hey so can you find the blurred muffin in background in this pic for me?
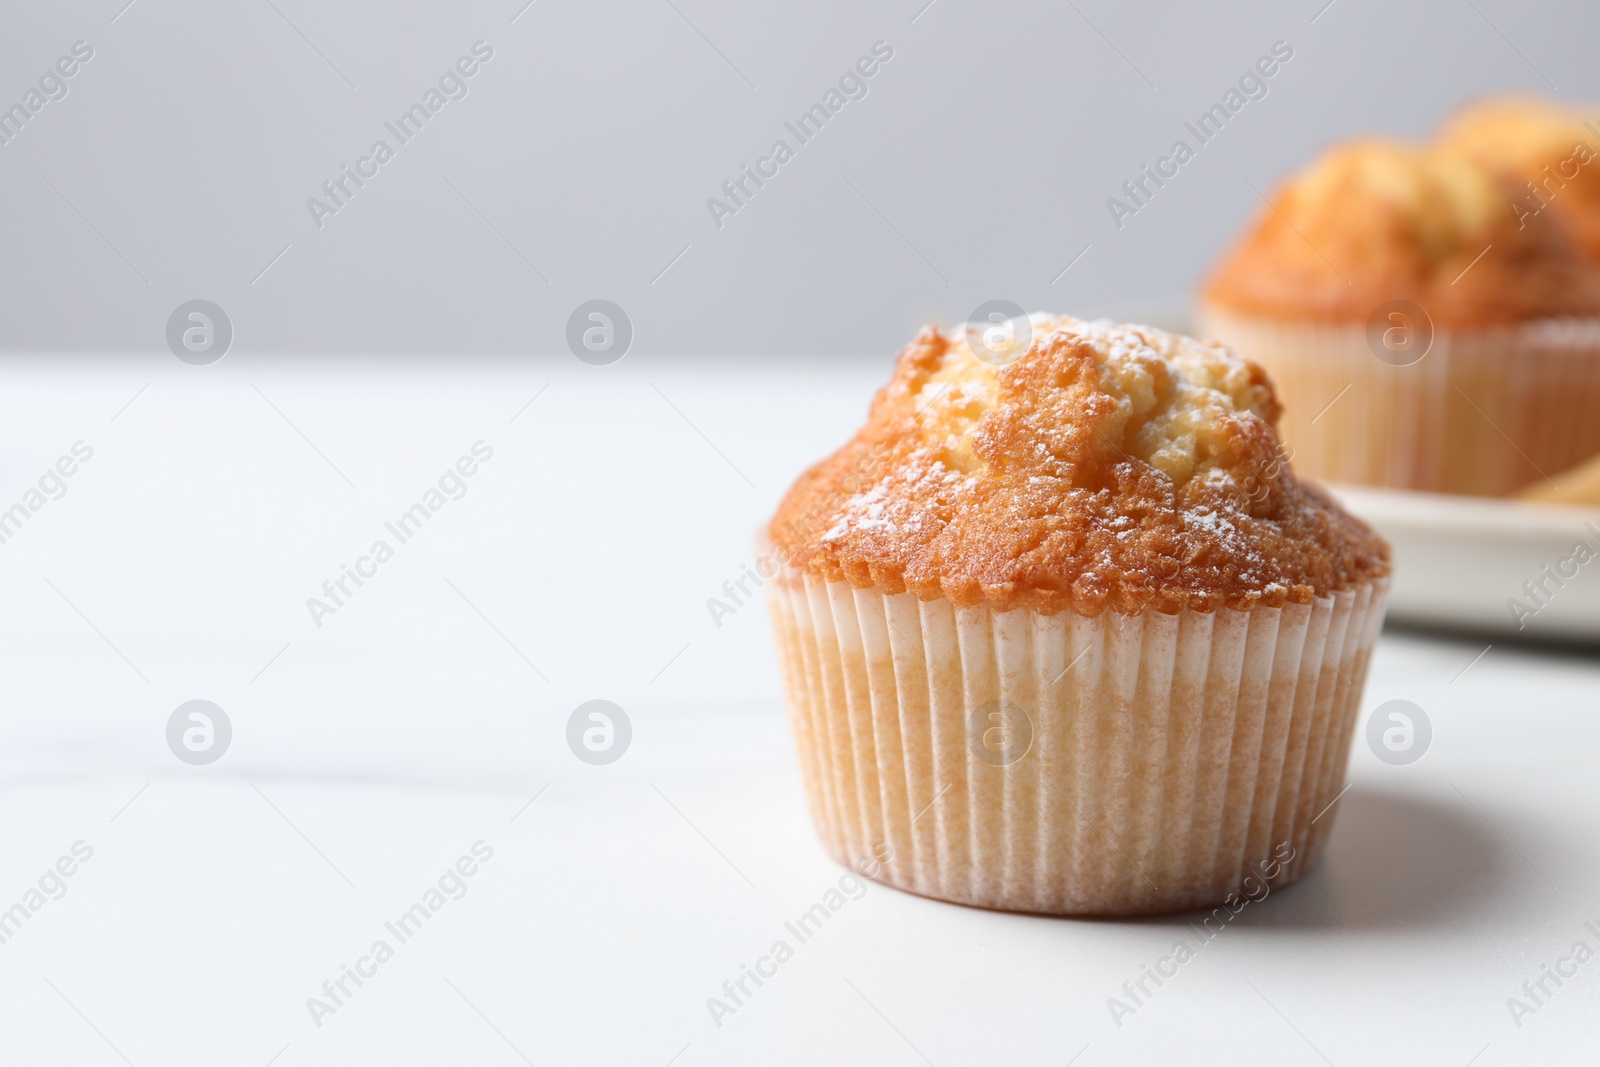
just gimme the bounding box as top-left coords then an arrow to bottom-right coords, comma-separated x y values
1198,138 -> 1600,497
1436,95 -> 1600,264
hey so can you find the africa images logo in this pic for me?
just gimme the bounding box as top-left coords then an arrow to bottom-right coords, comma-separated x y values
705,41 -> 894,230
1105,40 -> 1294,229
0,40 -> 94,149
305,41 -> 495,230
305,442 -> 494,628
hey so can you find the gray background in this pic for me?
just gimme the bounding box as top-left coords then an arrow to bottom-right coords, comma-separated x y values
2,0 -> 1597,356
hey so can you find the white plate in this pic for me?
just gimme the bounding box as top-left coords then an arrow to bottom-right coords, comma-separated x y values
1327,485 -> 1600,643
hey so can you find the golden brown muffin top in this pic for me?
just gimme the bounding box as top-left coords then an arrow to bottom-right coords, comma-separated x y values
770,317 -> 1390,616
1436,96 -> 1597,170
1201,139 -> 1600,325
1435,95 -> 1600,263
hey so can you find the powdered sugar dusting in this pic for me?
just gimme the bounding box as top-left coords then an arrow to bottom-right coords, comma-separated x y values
773,314 -> 1390,614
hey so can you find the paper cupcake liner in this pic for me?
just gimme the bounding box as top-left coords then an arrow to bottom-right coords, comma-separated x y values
767,567 -> 1388,916
1197,306 -> 1600,497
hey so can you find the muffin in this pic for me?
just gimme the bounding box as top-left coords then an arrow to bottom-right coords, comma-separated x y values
1436,95 -> 1600,264
1198,139 -> 1600,497
765,316 -> 1390,916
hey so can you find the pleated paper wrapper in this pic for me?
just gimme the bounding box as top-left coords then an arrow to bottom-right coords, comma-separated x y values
1198,305 -> 1600,496
767,566 -> 1388,916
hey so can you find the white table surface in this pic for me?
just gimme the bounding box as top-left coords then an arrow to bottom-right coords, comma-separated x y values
1,353 -> 1597,1066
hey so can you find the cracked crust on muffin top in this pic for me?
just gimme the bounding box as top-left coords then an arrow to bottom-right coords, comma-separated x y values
769,317 -> 1390,616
